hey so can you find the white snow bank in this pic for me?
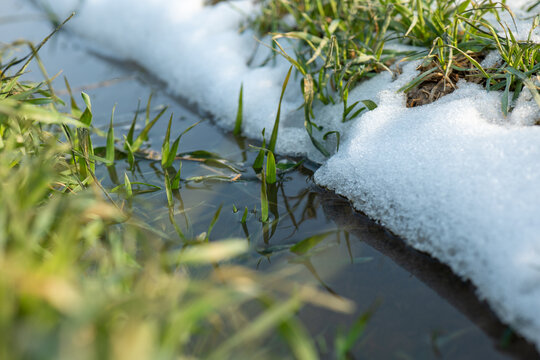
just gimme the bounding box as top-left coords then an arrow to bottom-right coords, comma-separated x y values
316,73 -> 540,344
40,0 -> 540,350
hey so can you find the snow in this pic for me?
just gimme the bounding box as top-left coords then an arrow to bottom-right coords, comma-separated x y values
316,77 -> 540,344
39,0 -> 540,351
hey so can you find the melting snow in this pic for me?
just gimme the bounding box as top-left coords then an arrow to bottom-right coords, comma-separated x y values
41,0 -> 540,350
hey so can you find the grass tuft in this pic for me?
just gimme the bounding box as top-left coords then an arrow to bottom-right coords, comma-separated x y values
253,0 -> 539,119
0,21 -> 358,359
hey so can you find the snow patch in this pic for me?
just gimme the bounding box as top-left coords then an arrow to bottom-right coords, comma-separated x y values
40,0 -> 540,351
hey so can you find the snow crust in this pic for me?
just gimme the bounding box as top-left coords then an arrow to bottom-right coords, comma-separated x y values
41,0 -> 540,350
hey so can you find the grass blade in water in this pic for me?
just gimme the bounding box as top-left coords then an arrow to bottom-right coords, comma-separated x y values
132,106 -> 168,152
205,204 -> 222,241
124,172 -> 132,198
266,151 -> 277,184
106,104 -> 116,165
241,206 -> 248,224
261,170 -> 269,222
172,163 -> 182,190
335,309 -> 374,360
80,92 -> 92,126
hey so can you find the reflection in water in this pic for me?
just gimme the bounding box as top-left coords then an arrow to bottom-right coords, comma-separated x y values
110,143 -> 537,359
318,191 -> 540,359
3,2 -> 539,357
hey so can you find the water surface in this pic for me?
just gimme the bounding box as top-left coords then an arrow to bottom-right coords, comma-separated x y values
2,2 -> 538,358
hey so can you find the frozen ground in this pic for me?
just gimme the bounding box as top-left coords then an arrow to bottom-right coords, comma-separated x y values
38,0 -> 540,350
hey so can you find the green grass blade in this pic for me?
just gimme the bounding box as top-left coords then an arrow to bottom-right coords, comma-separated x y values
241,206 -> 248,224
206,204 -> 223,241
123,135 -> 135,169
261,170 -> 269,222
304,103 -> 330,157
105,104 -> 116,165
164,135 -> 181,168
126,99 -> 140,147
0,99 -> 84,127
362,100 -> 378,110
164,120 -> 200,168
270,39 -> 307,76
80,92 -> 92,126
0,13 -> 74,100
506,67 -> 540,109
323,131 -> 340,152
124,172 -> 132,199
161,114 -> 173,167
63,76 -> 81,116
165,170 -> 185,240
278,315 -> 318,360
172,163 -> 182,190
266,151 -> 277,184
145,92 -> 153,125
233,83 -> 243,136
132,106 -> 168,151
502,73 -> 511,116
268,66 -> 293,154
398,67 -> 438,93
290,231 -> 332,255
335,310 -> 373,360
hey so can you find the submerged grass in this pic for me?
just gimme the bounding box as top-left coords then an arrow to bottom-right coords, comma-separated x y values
0,21 -> 361,360
13,0 -> 538,356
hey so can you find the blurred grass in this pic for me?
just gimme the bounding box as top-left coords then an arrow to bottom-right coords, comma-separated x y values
0,22 -> 357,360
9,1 -> 538,357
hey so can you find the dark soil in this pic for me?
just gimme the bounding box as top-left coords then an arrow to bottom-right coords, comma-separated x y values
406,53 -> 487,107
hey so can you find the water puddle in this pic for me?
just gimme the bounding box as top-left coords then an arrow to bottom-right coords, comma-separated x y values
2,2 -> 538,358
